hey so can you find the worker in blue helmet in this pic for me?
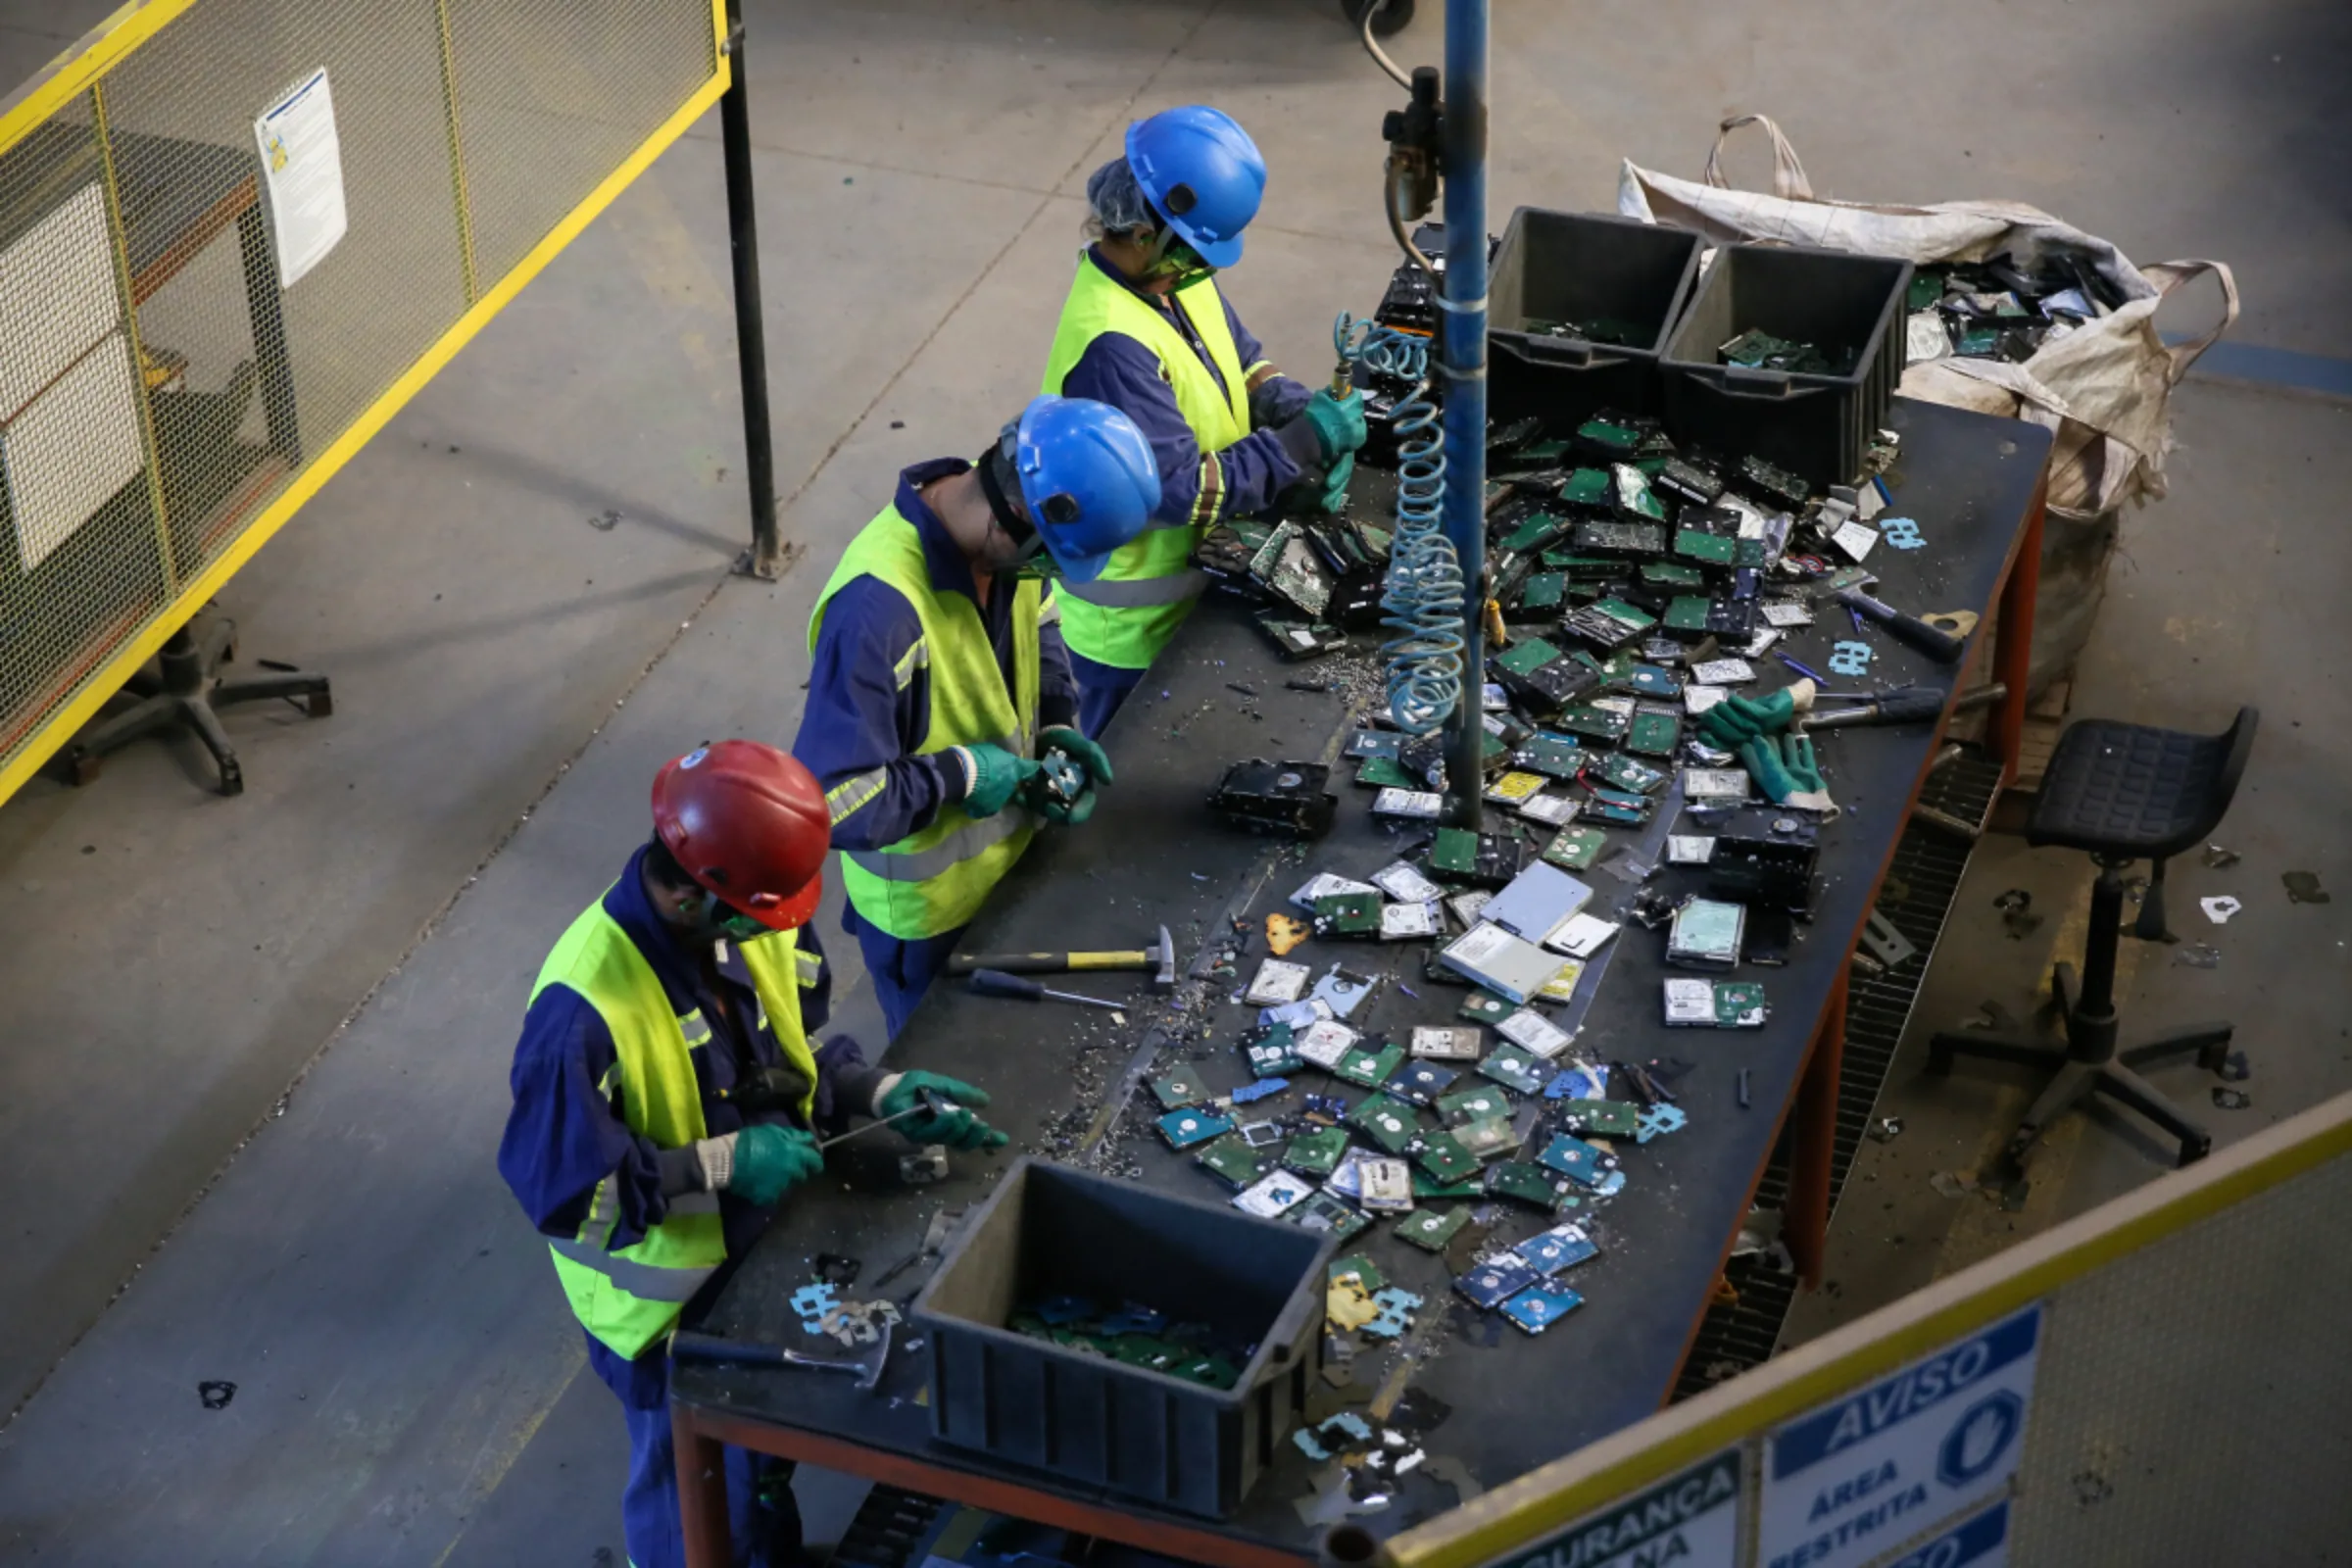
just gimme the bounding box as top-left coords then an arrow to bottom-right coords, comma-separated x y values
1043,105 -> 1369,738
794,397 -> 1160,1037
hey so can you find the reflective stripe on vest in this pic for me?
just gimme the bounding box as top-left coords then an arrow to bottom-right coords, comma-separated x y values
1042,256 -> 1250,670
527,901 -> 813,1360
808,505 -> 1040,940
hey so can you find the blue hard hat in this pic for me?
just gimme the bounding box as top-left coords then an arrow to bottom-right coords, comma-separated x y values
1124,106 -> 1266,270
1013,397 -> 1161,583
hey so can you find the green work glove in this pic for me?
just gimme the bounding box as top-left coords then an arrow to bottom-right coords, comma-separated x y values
878,1071 -> 1008,1152
1739,733 -> 1838,816
1030,725 -> 1110,826
729,1123 -> 823,1205
958,743 -> 1040,818
1698,679 -> 1815,751
1317,451 -> 1356,514
1038,725 -> 1113,787
1300,387 -> 1369,461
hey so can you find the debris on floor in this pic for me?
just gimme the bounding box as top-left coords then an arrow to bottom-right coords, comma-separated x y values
2202,844 -> 2241,869
2211,1088 -> 2252,1111
2282,870 -> 2331,905
2174,943 -> 2222,968
1992,889 -> 2041,939
197,1381 -> 236,1410
2198,895 -> 2241,924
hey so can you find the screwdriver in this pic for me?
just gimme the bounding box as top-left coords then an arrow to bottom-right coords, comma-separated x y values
1806,682 -> 2007,729
967,966 -> 1127,1011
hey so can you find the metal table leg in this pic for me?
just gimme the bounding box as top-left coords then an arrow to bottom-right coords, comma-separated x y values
1787,972 -> 1849,1289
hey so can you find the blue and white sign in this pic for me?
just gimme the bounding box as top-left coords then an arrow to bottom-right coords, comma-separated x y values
1756,1306 -> 2039,1568
1879,1499 -> 2009,1568
1495,1449 -> 1742,1568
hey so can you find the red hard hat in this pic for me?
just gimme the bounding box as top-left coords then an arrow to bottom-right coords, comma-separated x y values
650,741 -> 828,931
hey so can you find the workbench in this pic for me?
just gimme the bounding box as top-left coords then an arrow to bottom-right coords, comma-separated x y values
673,398 -> 2054,1568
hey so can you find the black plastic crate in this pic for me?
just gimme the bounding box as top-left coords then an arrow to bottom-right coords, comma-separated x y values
1488,208 -> 1704,427
1660,242 -> 1912,488
908,1158 -> 1331,1518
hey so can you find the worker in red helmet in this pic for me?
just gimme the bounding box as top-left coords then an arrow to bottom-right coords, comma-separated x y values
499,741 -> 1006,1568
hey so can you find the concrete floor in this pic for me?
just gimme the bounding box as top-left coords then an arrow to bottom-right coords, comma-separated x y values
0,0 -> 2344,1561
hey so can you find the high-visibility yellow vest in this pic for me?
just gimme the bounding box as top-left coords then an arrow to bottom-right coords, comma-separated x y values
532,901 -> 818,1360
808,502 -> 1041,940
1042,254 -> 1250,670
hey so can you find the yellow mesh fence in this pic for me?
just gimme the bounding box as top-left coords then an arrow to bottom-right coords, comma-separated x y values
0,0 -> 724,801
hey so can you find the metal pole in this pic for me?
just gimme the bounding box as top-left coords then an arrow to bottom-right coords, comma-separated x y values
1438,0 -> 1489,823
720,0 -> 783,579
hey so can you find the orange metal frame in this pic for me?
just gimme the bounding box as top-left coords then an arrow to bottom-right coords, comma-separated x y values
672,478 -> 2052,1567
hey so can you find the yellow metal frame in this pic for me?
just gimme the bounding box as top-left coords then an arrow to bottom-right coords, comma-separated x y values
0,1 -> 732,804
1382,1089 -> 2352,1568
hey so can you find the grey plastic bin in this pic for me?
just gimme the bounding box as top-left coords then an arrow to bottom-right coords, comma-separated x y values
908,1157 -> 1332,1518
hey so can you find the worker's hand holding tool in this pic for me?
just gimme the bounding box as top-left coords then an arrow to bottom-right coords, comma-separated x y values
1031,725 -> 1112,826
1297,387 -> 1368,514
726,1123 -> 824,1205
958,743 -> 1041,818
876,1071 -> 1008,1151
1698,679 -> 1816,751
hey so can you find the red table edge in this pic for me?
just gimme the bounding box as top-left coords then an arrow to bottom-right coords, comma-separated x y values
676,472 -> 2054,1566
674,1401 -> 1315,1568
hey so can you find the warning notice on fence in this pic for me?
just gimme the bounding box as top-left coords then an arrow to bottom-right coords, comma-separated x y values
1755,1305 -> 2039,1568
254,67 -> 346,287
1495,1448 -> 1741,1568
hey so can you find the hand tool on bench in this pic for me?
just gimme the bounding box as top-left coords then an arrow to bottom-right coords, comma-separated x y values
1833,583 -> 1979,663
671,1320 -> 893,1392
945,924 -> 1176,991
1803,683 -> 2008,729
965,968 -> 1128,1011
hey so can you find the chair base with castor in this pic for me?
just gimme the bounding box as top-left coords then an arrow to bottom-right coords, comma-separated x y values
65,614 -> 331,797
1927,708 -> 2258,1171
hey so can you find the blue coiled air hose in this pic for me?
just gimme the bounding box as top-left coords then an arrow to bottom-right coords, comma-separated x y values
1334,313 -> 1464,735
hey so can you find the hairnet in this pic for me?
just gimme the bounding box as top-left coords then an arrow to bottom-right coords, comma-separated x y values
1084,156 -> 1157,235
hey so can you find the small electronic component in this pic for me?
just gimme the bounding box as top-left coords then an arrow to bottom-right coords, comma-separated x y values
1609,463 -> 1669,521
1197,1138 -> 1269,1188
1209,760 -> 1338,840
1518,792 -> 1579,826
1283,1126 -> 1349,1177
1594,752 -> 1667,795
1373,787 -> 1446,820
1258,617 -> 1348,660
1538,958 -> 1587,1002
1582,795 -> 1650,828
1232,1170 -> 1312,1217
1544,911 -> 1619,957
1662,977 -> 1717,1026
1313,891 -> 1384,936
1485,769 -> 1548,805
1553,703 -> 1632,743
1514,735 -> 1587,779
1716,981 -> 1769,1027
1158,1108 -> 1234,1149
1483,1160 -> 1568,1209
1537,1132 -> 1618,1188
1346,729 -> 1404,760
1348,1094 -> 1421,1152
1690,658 -> 1756,686
1381,901 -> 1443,941
1456,1256 -> 1543,1310
1493,636 -> 1598,710
1684,683 -> 1730,715
1446,889 -> 1494,928
1667,897 -> 1748,969
1291,1192 -> 1370,1242
1674,527 -> 1738,567
1391,1059 -> 1460,1105
1684,767 -> 1751,803
1441,922 -> 1566,1004
1479,1042 -> 1552,1095
1557,1100 -> 1642,1138
1497,1007 -> 1574,1059
1294,871 -> 1380,909
1500,1282 -> 1584,1334
1544,827 -> 1609,871
1626,709 -> 1682,759
1414,1129 -> 1481,1184
1760,599 -> 1813,627
1738,454 -> 1811,511
1439,1084 -> 1509,1122
1150,1069 -> 1207,1108
1357,1158 -> 1415,1211
1396,1205 -> 1472,1251
1706,599 -> 1760,644
1458,990 -> 1515,1026
1518,571 -> 1567,612
1410,1025 -> 1483,1061
1514,1223 -> 1600,1275
1334,1039 -> 1407,1090
1625,662 -> 1684,699
1295,1018 -> 1360,1068
1430,826 -> 1480,877
1245,959 -> 1311,1006
1250,522 -> 1335,617
1666,834 -> 1717,865
1355,756 -> 1414,789
1709,807 -> 1821,909
1480,862 -> 1596,947
1372,860 -> 1445,903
